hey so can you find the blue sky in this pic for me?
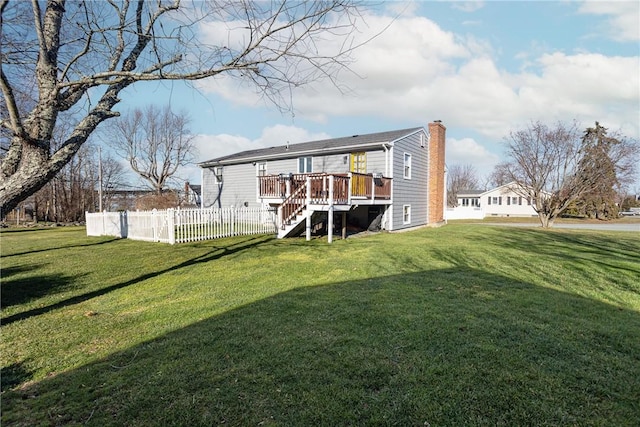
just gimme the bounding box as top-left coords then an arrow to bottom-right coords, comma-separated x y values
118,0 -> 640,189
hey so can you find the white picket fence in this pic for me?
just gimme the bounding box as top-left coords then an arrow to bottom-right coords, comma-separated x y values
86,207 -> 277,244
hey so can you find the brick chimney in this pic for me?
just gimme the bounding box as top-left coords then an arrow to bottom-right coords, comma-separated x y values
184,181 -> 190,205
427,121 -> 446,224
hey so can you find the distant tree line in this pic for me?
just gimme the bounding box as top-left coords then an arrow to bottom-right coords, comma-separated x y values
7,140 -> 124,223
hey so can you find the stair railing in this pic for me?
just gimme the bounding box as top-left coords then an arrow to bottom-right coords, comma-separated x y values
279,181 -> 308,228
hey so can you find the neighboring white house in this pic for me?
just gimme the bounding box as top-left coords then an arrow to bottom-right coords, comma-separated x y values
446,182 -> 539,220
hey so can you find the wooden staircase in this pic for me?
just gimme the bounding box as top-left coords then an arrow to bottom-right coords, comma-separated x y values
277,182 -> 309,238
277,208 -> 311,238
273,173 -> 390,240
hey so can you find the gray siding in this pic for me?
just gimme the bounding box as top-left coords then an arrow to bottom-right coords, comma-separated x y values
260,158 -> 298,175
201,147 -> 389,207
365,150 -> 387,175
203,163 -> 258,208
201,168 -> 218,208
315,153 -> 349,173
391,130 -> 429,230
261,152 -> 384,175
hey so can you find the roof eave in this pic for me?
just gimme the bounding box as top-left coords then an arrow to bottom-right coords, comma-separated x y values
198,140 -> 395,168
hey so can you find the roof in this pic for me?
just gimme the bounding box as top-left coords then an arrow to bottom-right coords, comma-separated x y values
457,189 -> 485,197
188,184 -> 201,195
198,127 -> 423,167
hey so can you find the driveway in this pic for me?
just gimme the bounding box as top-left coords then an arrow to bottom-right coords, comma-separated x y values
476,221 -> 640,232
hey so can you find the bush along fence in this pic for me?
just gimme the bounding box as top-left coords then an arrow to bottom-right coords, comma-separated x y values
86,207 -> 278,244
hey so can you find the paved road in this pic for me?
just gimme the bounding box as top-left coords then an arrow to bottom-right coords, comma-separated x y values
477,222 -> 640,232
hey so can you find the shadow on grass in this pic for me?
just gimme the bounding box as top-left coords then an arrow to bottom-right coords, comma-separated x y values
0,228 -> 52,234
1,270 -> 81,309
1,361 -> 34,392
0,235 -> 274,326
1,237 -> 120,258
3,268 -> 639,426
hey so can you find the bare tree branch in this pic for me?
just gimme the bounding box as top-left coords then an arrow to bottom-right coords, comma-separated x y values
0,0 -> 373,215
106,105 -> 195,195
446,164 -> 480,208
496,120 -> 639,227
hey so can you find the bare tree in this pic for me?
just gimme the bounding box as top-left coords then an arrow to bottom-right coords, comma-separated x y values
488,164 -> 512,189
0,0 -> 371,216
107,105 -> 194,195
446,164 -> 479,207
497,120 -> 639,228
99,155 -> 126,211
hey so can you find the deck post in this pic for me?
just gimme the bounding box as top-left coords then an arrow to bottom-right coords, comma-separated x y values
305,177 -> 312,241
371,176 -> 375,200
328,175 -> 334,243
342,212 -> 347,239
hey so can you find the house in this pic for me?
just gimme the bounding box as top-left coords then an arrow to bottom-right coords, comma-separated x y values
446,182 -> 539,220
198,121 -> 446,240
183,182 -> 202,207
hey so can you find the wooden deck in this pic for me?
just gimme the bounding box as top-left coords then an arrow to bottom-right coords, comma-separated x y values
258,173 -> 392,240
258,172 -> 392,204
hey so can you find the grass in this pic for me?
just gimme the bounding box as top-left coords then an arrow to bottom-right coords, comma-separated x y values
1,224 -> 639,426
450,214 -> 640,225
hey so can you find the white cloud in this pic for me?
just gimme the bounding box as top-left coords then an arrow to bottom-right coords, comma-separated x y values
195,12 -> 474,117
179,124 -> 331,183
193,124 -> 331,162
514,53 -> 640,137
384,1 -> 420,17
446,137 -> 501,179
578,0 -> 640,42
452,1 -> 485,13
193,5 -> 639,149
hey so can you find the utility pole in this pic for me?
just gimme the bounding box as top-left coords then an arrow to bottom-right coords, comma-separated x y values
98,146 -> 103,211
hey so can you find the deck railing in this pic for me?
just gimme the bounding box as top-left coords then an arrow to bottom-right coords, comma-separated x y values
350,172 -> 392,199
258,172 -> 391,203
268,173 -> 391,231
280,184 -> 307,227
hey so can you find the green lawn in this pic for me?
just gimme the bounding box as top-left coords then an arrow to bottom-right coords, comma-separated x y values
1,225 -> 639,426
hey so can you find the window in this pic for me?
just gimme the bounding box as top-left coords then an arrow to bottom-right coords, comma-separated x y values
492,196 -> 499,205
462,198 -> 469,207
472,198 -> 480,207
350,152 -> 366,173
512,197 -> 519,205
403,205 -> 411,224
403,153 -> 412,179
298,157 -> 312,173
213,166 -> 223,184
257,162 -> 267,176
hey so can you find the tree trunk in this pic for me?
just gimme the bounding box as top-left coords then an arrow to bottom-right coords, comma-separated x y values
538,212 -> 554,228
1,141 -> 58,217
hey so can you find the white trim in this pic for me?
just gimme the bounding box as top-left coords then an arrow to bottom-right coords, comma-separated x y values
200,168 -> 204,209
403,152 -> 412,179
298,156 -> 313,173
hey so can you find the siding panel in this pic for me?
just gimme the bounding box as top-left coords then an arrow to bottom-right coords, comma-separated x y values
391,130 -> 429,230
